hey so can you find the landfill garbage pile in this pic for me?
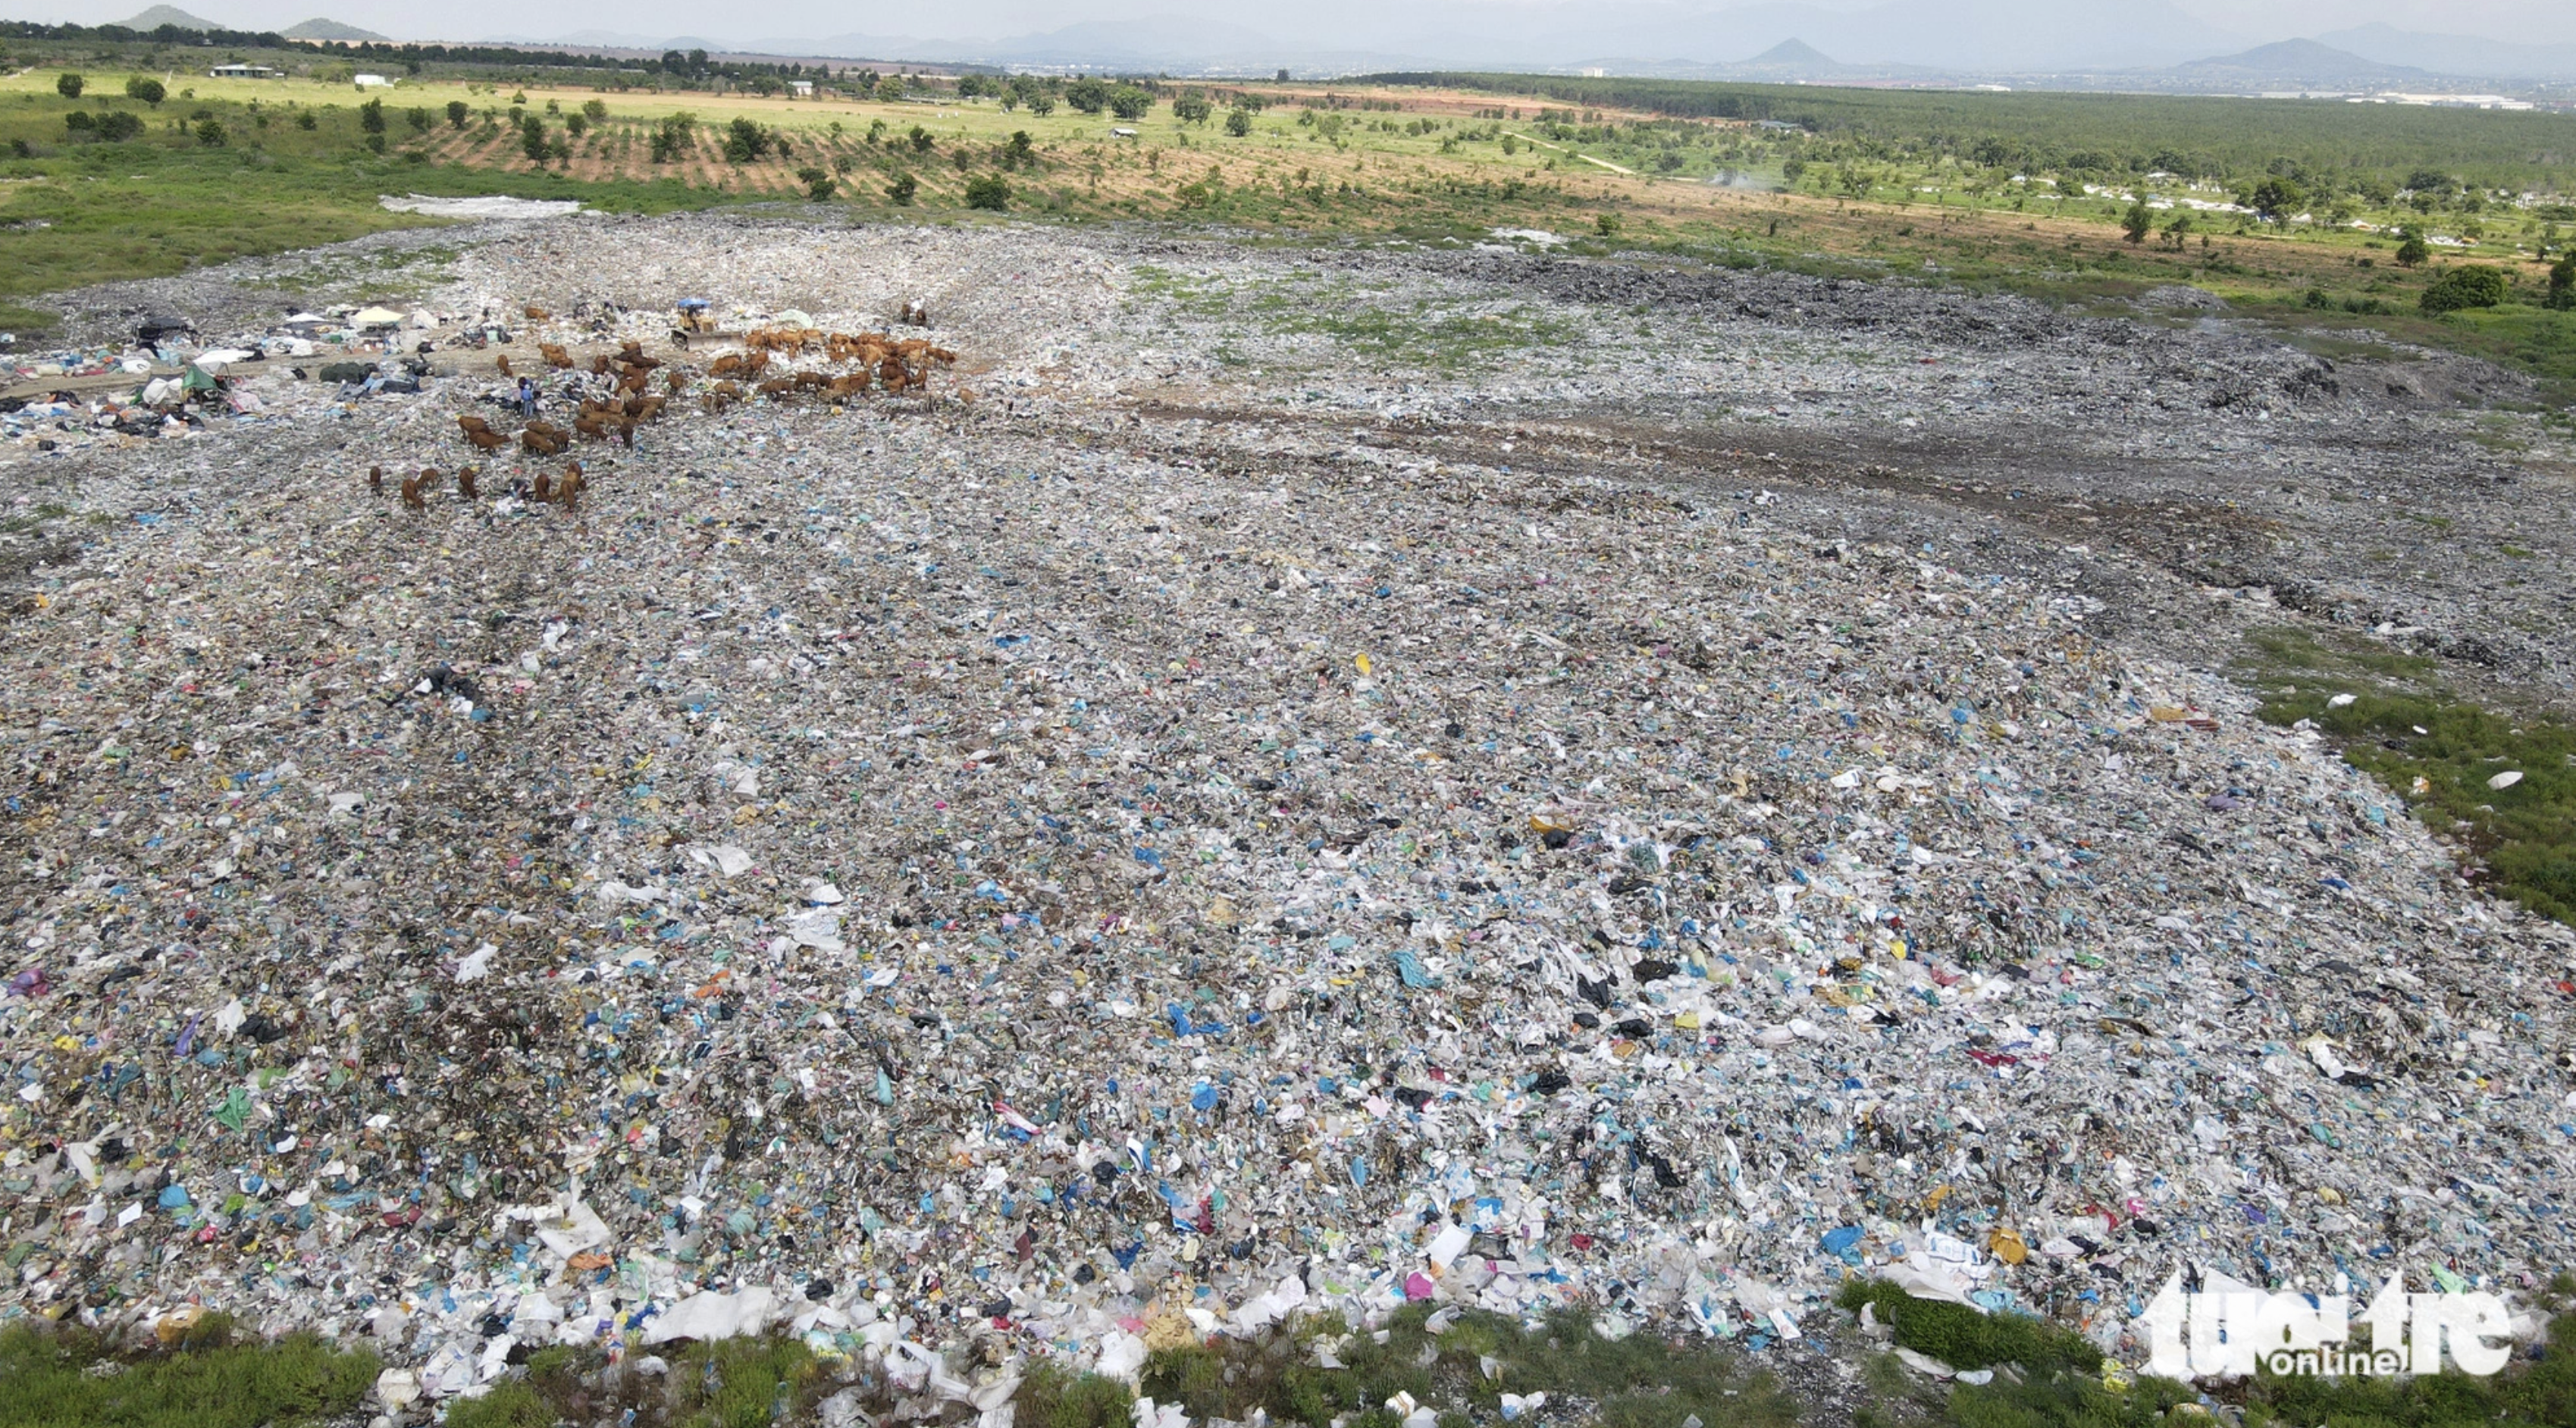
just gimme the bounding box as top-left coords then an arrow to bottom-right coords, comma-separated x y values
1,215 -> 2572,1408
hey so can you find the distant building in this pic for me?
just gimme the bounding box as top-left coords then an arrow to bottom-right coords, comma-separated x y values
209,63 -> 283,79
790,80 -> 813,97
353,73 -> 393,89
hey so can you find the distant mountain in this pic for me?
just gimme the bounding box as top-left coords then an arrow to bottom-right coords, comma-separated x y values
2317,23 -> 2576,82
2170,38 -> 2424,86
280,17 -> 387,42
116,5 -> 222,29
1730,37 -> 1854,78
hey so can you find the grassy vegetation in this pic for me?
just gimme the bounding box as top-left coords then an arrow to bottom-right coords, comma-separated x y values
2238,627 -> 2576,925
440,1335 -> 829,1428
1131,1301 -> 1800,1428
5,1288 -> 2571,1428
0,1314 -> 378,1428
1841,1274 -> 2576,1428
1834,1280 -> 2102,1375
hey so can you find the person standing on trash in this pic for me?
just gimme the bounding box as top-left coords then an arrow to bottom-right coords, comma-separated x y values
517,375 -> 537,419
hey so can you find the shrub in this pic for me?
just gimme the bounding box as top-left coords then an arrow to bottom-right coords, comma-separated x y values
798,165 -> 835,199
909,124 -> 934,153
2549,253 -> 2574,311
2420,265 -> 2508,314
1017,1363 -> 1135,1428
62,109 -> 92,133
1174,94 -> 1212,124
295,109 -> 316,130
98,110 -> 142,141
565,112 -> 586,137
581,98 -> 608,121
1225,108 -> 1252,137
196,117 -> 227,147
966,173 -> 1011,209
126,75 -> 165,106
885,171 -> 917,205
1594,211 -> 1622,236
55,72 -> 81,99
2394,233 -> 2430,266
1108,86 -> 1152,121
406,106 -> 431,132
1835,1279 -> 2104,1374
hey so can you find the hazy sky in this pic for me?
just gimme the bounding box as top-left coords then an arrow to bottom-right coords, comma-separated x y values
29,0 -> 2576,50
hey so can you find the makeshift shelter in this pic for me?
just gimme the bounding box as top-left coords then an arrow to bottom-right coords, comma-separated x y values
350,307 -> 404,331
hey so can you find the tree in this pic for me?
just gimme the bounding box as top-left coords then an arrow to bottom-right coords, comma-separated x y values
2393,233 -> 2430,267
909,124 -> 934,154
2161,212 -> 2193,249
63,109 -> 92,133
55,73 -> 81,99
582,99 -> 608,122
1004,130 -> 1035,168
2122,199 -> 2151,245
965,173 -> 1010,209
407,106 -> 431,133
359,97 -> 384,133
1108,86 -> 1152,121
2404,168 -> 2453,196
522,119 -> 549,163
2550,253 -> 2575,312
99,110 -> 143,141
884,171 -> 917,205
447,99 -> 469,129
1173,93 -> 1211,125
2419,266 -> 2507,315
798,165 -> 835,200
722,117 -> 768,163
194,117 -> 225,146
125,75 -> 165,107
1026,92 -> 1056,117
565,112 -> 587,137
1065,77 -> 1109,114
650,117 -> 689,163
1225,108 -> 1252,138
2248,177 -> 2303,223
1594,211 -> 1622,236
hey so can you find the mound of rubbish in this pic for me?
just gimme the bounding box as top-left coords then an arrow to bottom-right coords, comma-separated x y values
1,216 -> 2569,1415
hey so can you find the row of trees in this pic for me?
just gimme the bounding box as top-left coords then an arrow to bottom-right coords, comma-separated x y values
54,72 -> 164,105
